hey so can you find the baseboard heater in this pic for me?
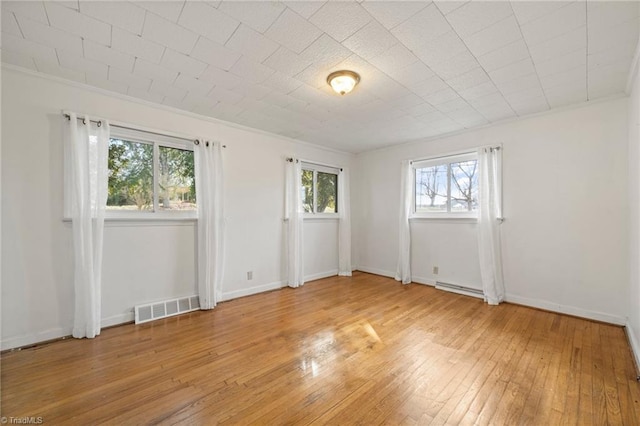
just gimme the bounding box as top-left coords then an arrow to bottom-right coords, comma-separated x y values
135,295 -> 200,324
435,281 -> 484,299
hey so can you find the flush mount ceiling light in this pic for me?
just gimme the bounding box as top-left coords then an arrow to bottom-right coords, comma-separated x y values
327,70 -> 360,95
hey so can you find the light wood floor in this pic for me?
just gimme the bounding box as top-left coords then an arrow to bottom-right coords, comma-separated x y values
2,272 -> 640,425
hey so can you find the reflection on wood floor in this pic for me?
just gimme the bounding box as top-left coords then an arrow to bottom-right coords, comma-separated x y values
2,271 -> 639,424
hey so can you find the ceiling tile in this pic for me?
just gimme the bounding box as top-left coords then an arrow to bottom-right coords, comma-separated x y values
589,42 -> 636,70
262,71 -> 303,94
1,1 -> 48,24
428,50 -> 479,80
435,97 -> 469,113
413,30 -> 468,66
225,24 -> 279,63
85,74 -> 128,95
190,37 -> 241,71
424,87 -> 459,105
149,79 -> 187,101
111,27 -> 165,64
489,58 -> 536,84
544,84 -> 587,108
403,102 -> 436,117
384,61 -> 435,86
128,86 -> 165,104
368,43 -> 417,75
587,1 -> 639,31
342,21 -> 398,60
477,39 -> 530,73
448,107 -> 488,127
84,40 -> 136,72
199,65 -> 243,89
218,1 -> 286,33
412,75 -> 449,99
434,1 -> 469,16
511,1 -> 572,26
178,2 -> 239,45
80,1 -> 146,35
361,1 -> 428,30
1,33 -> 58,64
494,73 -> 541,95
385,93 -> 425,110
109,67 -> 151,90
57,49 -> 108,79
160,48 -> 208,78
229,56 -> 275,84
1,49 -> 36,70
446,67 -> 490,92
463,15 -> 522,57
527,26 -> 585,63
233,83 -> 272,100
208,86 -> 244,105
16,15 -> 83,55
133,1 -> 185,23
265,9 -> 322,54
445,1 -> 512,39
262,46 -> 313,77
458,81 -> 499,101
391,4 -> 451,50
2,12 -> 22,36
588,18 -> 639,54
44,2 -> 111,45
467,92 -> 507,109
283,1 -> 326,19
142,11 -> 198,55
133,58 -> 178,83
535,48 -> 586,78
309,1 -> 371,42
520,2 -> 586,47
34,57 -> 86,83
509,96 -> 549,116
475,102 -> 516,122
301,34 -> 352,69
538,66 -> 584,90
173,73 -> 215,95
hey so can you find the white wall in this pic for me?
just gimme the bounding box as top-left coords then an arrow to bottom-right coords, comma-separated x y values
1,68 -> 352,349
354,97 -> 630,324
628,54 -> 640,365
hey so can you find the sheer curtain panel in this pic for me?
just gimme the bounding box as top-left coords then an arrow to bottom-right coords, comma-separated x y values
64,112 -> 110,339
285,159 -> 304,287
477,147 -> 505,305
338,167 -> 352,276
195,140 -> 225,309
395,160 -> 412,284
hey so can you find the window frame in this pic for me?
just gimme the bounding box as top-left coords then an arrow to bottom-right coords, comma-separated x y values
301,161 -> 339,218
106,126 -> 197,220
411,151 -> 479,220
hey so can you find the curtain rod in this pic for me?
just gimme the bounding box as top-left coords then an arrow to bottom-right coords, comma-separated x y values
63,113 -> 226,148
286,157 -> 343,172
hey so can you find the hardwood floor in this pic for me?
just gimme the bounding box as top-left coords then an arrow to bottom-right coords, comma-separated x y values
2,272 -> 640,425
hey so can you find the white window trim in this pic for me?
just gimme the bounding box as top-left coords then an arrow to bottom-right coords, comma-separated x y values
301,160 -> 340,218
105,126 -> 196,221
410,150 -> 479,220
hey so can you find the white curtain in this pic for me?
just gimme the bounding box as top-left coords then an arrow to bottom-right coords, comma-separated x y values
338,167 -> 352,276
194,140 -> 225,309
477,147 -> 505,305
65,113 -> 109,339
285,158 -> 304,287
395,160 -> 412,284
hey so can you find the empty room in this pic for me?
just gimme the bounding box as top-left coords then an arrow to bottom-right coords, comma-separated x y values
2,0 -> 640,424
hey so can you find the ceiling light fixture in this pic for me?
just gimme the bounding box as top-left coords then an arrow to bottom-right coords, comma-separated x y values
327,70 -> 360,95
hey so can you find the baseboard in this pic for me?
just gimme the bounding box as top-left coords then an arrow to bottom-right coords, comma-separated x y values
221,280 -> 285,302
305,269 -> 338,282
505,293 -> 626,325
411,275 -> 436,286
625,322 -> 640,378
1,327 -> 70,351
102,312 -> 134,328
355,266 -> 395,279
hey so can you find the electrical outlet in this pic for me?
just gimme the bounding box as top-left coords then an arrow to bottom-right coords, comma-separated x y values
433,266 -> 439,275
247,271 -> 253,280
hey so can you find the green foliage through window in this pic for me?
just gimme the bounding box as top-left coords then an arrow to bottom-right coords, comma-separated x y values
301,165 -> 338,214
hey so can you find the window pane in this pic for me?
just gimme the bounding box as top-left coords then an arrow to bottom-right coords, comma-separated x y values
450,160 -> 478,212
415,166 -> 447,212
317,172 -> 337,213
302,169 -> 314,213
107,139 -> 153,211
158,146 -> 196,211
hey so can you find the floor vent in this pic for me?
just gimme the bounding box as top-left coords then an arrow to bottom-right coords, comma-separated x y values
435,281 -> 484,299
135,296 -> 200,324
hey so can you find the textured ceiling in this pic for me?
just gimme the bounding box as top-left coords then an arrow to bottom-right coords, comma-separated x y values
1,1 -> 639,153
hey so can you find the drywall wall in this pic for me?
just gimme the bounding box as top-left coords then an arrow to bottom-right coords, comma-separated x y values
628,54 -> 640,366
1,68 -> 352,349
354,97 -> 629,324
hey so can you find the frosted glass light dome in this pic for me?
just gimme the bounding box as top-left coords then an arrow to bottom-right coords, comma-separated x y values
327,70 -> 360,95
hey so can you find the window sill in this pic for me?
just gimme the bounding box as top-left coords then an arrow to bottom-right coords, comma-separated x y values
63,213 -> 197,226
304,214 -> 339,221
410,215 -> 478,224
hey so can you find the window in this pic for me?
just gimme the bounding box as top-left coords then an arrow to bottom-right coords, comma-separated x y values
301,162 -> 338,215
107,127 -> 196,216
413,152 -> 478,217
